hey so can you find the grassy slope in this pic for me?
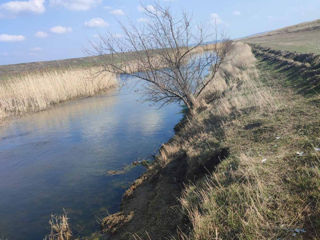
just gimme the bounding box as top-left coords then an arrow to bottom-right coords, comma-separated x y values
245,19 -> 320,54
98,40 -> 319,240
181,56 -> 320,240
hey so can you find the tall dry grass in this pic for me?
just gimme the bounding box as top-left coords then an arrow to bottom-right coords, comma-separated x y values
158,42 -> 278,167
201,42 -> 279,116
43,212 -> 72,240
0,67 -> 118,120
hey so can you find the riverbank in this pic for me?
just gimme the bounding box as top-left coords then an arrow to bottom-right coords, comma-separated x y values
0,67 -> 118,121
97,42 -> 320,239
0,43 -> 220,122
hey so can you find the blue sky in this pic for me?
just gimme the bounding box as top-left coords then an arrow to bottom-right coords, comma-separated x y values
0,0 -> 319,65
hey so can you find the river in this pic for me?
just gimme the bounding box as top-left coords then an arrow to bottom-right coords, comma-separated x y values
0,76 -> 181,239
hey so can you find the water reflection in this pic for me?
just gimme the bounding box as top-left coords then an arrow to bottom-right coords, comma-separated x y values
0,78 -> 181,240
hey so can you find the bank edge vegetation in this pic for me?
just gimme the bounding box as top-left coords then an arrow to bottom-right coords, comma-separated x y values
100,41 -> 320,239
0,67 -> 117,120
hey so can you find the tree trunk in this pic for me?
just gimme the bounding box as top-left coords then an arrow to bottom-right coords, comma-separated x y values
186,95 -> 198,117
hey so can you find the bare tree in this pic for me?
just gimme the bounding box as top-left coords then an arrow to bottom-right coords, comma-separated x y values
91,3 -> 232,115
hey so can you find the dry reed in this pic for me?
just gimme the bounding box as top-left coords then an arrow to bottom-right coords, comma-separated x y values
43,212 -> 72,240
0,67 -> 118,120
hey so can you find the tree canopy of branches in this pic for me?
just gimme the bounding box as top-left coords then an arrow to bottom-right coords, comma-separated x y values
91,3 -> 232,114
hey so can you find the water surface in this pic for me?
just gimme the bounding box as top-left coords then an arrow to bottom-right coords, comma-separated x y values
0,77 -> 181,239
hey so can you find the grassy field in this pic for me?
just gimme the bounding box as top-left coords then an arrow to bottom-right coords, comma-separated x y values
0,43 -> 219,78
245,19 -> 320,54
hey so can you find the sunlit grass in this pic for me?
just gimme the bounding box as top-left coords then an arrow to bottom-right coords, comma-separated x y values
0,67 -> 118,120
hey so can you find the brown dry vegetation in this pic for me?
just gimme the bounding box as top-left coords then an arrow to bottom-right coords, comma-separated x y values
177,45 -> 320,240
0,67 -> 117,120
97,41 -> 320,240
43,212 -> 72,240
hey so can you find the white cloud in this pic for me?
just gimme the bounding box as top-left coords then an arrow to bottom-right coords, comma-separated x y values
210,13 -> 223,25
233,10 -> 241,16
110,9 -> 124,16
0,34 -> 25,42
104,5 -> 112,10
84,17 -> 108,28
0,0 -> 45,17
137,17 -> 149,23
138,5 -> 156,13
35,31 -> 48,38
50,26 -> 72,34
50,0 -> 102,11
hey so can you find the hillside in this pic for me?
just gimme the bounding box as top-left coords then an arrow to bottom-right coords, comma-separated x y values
95,41 -> 320,239
245,19 -> 320,54
0,55 -> 104,78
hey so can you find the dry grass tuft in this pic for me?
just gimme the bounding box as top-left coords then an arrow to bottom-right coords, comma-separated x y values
203,42 -> 279,117
43,212 -> 72,240
0,67 -> 118,120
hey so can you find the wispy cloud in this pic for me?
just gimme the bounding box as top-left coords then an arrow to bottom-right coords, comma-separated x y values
0,0 -> 45,17
50,0 -> 102,11
84,18 -> 108,28
110,9 -> 124,16
233,10 -> 241,16
210,13 -> 223,25
50,26 -> 72,34
35,31 -> 48,38
137,17 -> 149,23
138,5 -> 156,13
0,34 -> 25,42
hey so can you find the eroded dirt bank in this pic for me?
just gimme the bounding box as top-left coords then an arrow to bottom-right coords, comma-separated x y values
95,42 -> 320,240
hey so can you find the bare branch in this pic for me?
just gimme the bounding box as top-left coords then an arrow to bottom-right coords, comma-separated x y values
89,3 -> 232,115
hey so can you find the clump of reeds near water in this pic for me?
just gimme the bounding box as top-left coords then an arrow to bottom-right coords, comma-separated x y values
0,67 -> 118,120
43,212 -> 72,240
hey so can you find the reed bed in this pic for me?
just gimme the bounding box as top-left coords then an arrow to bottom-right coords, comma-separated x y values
0,67 -> 118,120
